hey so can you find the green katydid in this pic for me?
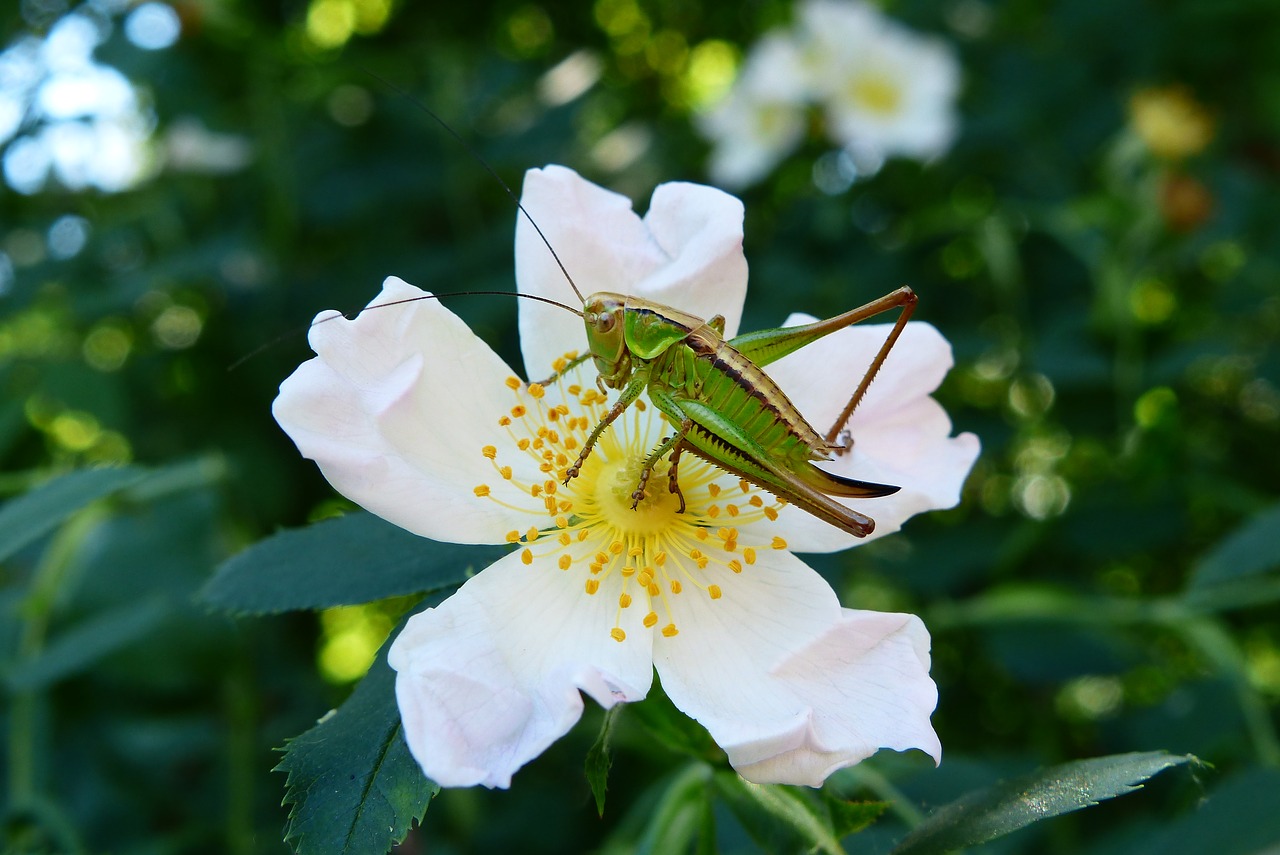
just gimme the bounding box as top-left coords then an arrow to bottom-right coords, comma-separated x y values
309,88 -> 921,539
546,285 -> 918,538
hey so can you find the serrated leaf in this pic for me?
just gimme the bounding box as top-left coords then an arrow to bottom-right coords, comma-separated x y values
201,511 -> 507,614
4,597 -> 170,690
891,751 -> 1198,855
1188,503 -> 1280,589
0,467 -> 146,564
586,706 -> 621,816
276,611 -> 437,855
713,772 -> 846,855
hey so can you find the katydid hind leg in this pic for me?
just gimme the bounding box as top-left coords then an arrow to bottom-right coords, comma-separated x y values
630,416 -> 693,510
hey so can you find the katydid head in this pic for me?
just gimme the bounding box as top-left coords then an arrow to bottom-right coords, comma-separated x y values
583,292 -> 631,389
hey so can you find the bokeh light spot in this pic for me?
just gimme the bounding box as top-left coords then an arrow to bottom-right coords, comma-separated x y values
124,3 -> 182,51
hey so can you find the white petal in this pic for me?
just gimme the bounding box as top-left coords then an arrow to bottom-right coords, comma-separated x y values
389,547 -> 655,789
746,315 -> 979,552
273,276 -> 538,544
515,165 -> 749,377
654,550 -> 938,786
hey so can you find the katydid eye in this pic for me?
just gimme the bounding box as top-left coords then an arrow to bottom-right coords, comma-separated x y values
597,312 -> 617,332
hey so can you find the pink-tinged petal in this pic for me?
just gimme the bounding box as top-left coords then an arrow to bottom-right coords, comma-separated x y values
515,165 -> 748,376
746,314 -> 979,552
388,548 -> 654,788
273,276 -> 538,544
654,550 -> 938,786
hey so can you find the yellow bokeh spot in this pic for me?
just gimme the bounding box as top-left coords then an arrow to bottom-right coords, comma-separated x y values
317,603 -> 395,684
50,411 -> 102,452
684,40 -> 738,109
1128,85 -> 1214,160
508,4 -> 554,55
306,0 -> 356,48
1134,386 -> 1177,429
83,322 -> 132,372
1129,279 -> 1177,325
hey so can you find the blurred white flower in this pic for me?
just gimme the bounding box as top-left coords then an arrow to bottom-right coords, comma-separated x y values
162,118 -> 254,174
799,0 -> 960,163
697,0 -> 961,188
698,34 -> 810,188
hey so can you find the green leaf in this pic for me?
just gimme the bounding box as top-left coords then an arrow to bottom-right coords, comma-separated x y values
4,597 -> 170,690
586,706 -> 621,816
891,751 -> 1198,855
712,772 -> 848,855
0,467 -> 146,564
634,764 -> 713,855
824,795 -> 886,839
1188,503 -> 1280,589
276,610 -> 437,855
201,511 -> 507,614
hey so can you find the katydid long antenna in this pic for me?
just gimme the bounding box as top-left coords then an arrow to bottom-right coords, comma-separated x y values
227,289 -> 582,372
359,65 -> 587,305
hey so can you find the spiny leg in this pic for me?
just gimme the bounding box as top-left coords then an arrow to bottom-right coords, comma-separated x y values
666,444 -> 687,513
630,417 -> 693,510
565,371 -> 649,485
531,351 -> 592,387
824,286 -> 919,454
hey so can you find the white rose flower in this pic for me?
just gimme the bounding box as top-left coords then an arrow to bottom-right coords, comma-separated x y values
273,165 -> 979,789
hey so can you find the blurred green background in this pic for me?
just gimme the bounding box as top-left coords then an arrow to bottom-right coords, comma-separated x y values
2,0 -> 1278,852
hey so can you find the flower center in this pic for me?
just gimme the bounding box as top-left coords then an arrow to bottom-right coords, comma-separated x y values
471,356 -> 790,643
850,74 -> 902,116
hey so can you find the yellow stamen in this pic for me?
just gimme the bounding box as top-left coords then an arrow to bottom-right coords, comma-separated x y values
708,585 -> 722,600
610,628 -> 626,642
473,485 -> 491,497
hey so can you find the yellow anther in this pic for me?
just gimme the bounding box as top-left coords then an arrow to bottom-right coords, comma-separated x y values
558,532 -> 571,546
739,479 -> 751,494
670,580 -> 682,594
538,462 -> 553,474
564,437 -> 578,450
548,430 -> 560,444
661,624 -> 679,637
499,466 -> 513,480
555,404 -> 569,415
695,528 -> 709,541
716,527 -> 734,541
567,384 -> 581,395
654,551 -> 667,566
620,565 -> 636,577
707,505 -> 721,518
558,500 -> 573,512
635,399 -> 647,411
689,548 -> 703,560
647,582 -> 660,596
511,405 -> 527,418
517,438 -> 531,451
619,593 -> 632,608
536,427 -> 548,439
530,484 -> 542,497
744,547 -> 757,565
637,570 -> 653,587
521,549 -> 533,565
589,562 -> 603,574
763,507 -> 779,521
527,383 -> 545,399
708,585 -> 722,600
707,483 -> 721,497
547,409 -> 560,422
526,526 -> 539,542
610,628 -> 626,642
628,545 -> 643,557
595,552 -> 609,565
544,496 -> 558,513
505,530 -> 520,543
609,541 -> 625,555
694,556 -> 708,570
643,612 -> 659,628
749,496 -> 764,507
556,515 -> 568,528
505,376 -> 521,390
498,416 -> 512,427
728,560 -> 742,573
577,529 -> 589,541
544,480 -> 557,494
533,438 -> 545,450
558,554 -> 572,570
723,540 -> 737,553
473,485 -> 491,497
726,504 -> 739,517
564,350 -> 579,360
771,536 -> 788,550
552,357 -> 567,372
482,445 -> 497,459
555,453 -> 568,466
